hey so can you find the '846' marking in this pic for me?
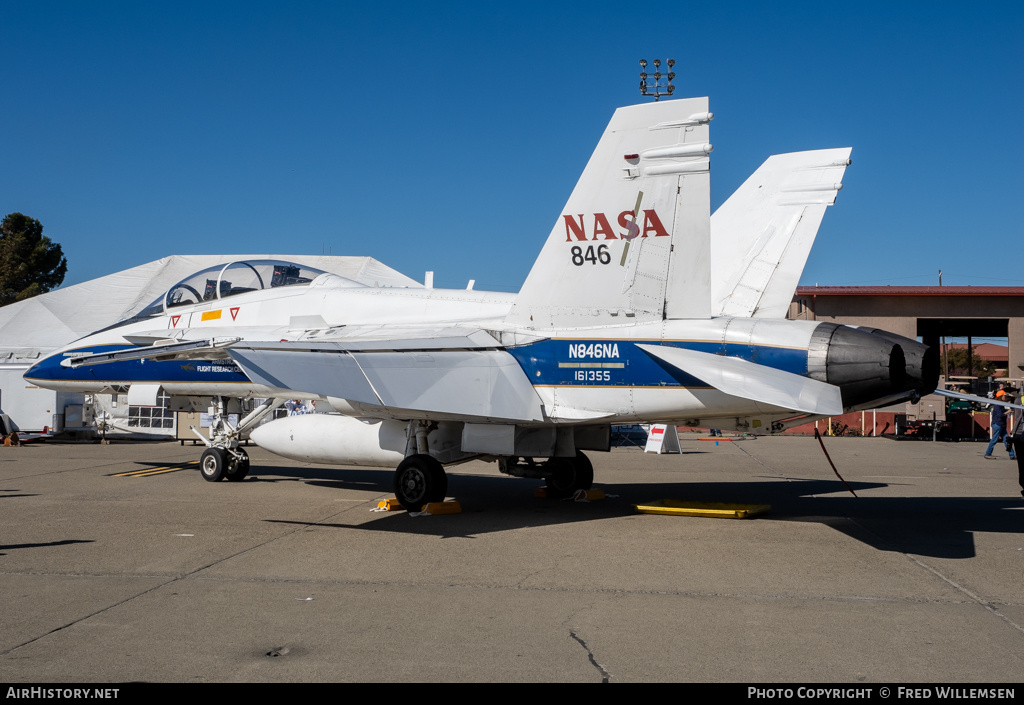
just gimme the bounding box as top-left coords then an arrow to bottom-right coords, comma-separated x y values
570,244 -> 611,266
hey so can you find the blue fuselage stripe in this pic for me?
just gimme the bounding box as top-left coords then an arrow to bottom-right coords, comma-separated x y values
28,340 -> 811,392
507,339 -> 808,388
25,345 -> 250,385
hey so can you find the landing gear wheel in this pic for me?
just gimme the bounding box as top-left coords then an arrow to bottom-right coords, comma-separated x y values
225,448 -> 250,482
200,448 -> 228,482
544,451 -> 594,498
393,454 -> 448,512
573,450 -> 594,490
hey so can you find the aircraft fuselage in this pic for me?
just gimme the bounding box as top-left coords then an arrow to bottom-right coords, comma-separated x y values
24,279 -> 927,430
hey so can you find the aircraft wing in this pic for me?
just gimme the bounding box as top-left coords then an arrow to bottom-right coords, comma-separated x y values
227,329 -> 548,423
636,343 -> 844,416
281,327 -> 506,350
60,326 -> 505,366
64,325 -> 548,422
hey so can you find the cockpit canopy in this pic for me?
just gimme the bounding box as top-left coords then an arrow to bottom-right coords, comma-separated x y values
163,260 -> 328,310
133,260 -> 337,319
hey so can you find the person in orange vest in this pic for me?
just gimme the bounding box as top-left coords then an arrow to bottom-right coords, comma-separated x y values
985,390 -> 1016,461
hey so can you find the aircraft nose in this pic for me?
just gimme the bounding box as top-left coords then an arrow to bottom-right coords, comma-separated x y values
808,323 -> 912,407
24,352 -> 67,386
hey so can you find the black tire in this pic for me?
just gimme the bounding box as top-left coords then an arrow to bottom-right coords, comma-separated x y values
544,451 -> 594,498
225,448 -> 250,482
573,450 -> 595,490
200,448 -> 228,482
393,454 -> 447,512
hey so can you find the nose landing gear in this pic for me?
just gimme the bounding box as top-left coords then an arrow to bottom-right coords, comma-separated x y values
393,454 -> 448,512
200,446 -> 251,482
195,396 -> 283,482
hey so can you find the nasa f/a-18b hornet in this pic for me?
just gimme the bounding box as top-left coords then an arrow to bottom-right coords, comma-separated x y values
25,97 -> 939,510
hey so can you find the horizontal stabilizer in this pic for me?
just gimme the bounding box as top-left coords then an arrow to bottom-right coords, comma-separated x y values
636,343 -> 843,416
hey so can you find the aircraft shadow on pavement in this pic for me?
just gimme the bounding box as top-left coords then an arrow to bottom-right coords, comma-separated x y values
785,493 -> 1024,560
247,465 -> 395,493
0,539 -> 94,557
249,465 -> 1023,557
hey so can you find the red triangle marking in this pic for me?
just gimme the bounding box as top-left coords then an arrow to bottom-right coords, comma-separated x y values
230,307 -> 240,321
171,315 -> 180,328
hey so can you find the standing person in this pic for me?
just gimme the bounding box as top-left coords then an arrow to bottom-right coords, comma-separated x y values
985,391 -> 1016,460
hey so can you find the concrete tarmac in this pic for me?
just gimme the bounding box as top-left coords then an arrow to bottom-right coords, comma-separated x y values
1,435 -> 1022,683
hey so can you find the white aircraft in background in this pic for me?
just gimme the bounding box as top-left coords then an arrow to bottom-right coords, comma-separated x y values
25,97 -> 938,510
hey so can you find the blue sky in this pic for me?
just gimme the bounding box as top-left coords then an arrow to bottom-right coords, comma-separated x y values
2,1 -> 1021,293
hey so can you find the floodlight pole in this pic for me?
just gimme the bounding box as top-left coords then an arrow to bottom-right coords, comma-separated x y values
639,59 -> 676,101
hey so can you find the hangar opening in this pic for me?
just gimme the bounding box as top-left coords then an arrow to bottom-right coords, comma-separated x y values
918,318 -> 1010,384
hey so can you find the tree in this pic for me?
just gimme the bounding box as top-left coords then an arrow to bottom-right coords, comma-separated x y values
0,213 -> 68,307
944,345 -> 997,379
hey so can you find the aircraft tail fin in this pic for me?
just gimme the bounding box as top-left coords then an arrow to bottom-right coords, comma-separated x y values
506,98 -> 713,329
711,148 -> 852,318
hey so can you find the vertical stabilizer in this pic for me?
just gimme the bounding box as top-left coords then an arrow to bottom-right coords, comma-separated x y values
711,148 -> 851,318
506,98 -> 712,329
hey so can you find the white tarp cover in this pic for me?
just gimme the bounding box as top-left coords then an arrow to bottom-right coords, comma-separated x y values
0,255 -> 421,361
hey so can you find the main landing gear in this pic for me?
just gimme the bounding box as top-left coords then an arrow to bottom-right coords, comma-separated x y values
390,419 -> 597,511
196,396 -> 283,483
392,421 -> 449,511
542,452 -> 594,498
393,454 -> 448,512
391,450 -> 595,512
496,451 -> 594,498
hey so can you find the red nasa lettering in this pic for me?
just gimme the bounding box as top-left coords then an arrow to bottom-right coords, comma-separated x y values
563,210 -> 670,243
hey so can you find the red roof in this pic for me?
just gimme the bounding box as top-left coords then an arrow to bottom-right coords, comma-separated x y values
945,342 -> 1008,361
795,286 -> 1024,296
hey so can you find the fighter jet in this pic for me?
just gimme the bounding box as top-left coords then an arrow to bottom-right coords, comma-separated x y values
25,96 -> 938,510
